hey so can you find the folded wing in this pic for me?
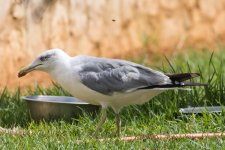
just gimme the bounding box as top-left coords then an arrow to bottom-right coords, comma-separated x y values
77,56 -> 171,95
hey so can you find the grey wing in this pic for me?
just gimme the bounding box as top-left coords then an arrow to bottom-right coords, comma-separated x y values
78,57 -> 171,95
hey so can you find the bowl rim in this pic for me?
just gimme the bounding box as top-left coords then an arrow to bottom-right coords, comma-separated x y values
179,106 -> 223,114
22,95 -> 90,105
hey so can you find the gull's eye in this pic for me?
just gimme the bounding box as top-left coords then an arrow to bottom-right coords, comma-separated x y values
40,54 -> 51,61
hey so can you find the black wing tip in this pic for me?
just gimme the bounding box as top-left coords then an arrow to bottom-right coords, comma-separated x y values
139,82 -> 208,89
165,73 -> 201,82
165,72 -> 200,77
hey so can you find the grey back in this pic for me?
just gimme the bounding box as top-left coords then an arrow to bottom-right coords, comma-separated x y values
77,56 -> 171,95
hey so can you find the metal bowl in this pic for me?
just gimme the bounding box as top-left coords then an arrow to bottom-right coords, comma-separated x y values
22,96 -> 100,121
179,106 -> 223,114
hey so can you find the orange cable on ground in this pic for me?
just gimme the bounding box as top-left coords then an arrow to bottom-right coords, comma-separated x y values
97,133 -> 225,142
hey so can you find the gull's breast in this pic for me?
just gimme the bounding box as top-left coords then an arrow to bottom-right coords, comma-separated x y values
53,71 -> 110,106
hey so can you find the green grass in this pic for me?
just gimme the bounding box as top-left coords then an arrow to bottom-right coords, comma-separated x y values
0,49 -> 224,149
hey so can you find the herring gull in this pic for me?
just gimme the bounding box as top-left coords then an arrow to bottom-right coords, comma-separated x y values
18,49 -> 206,136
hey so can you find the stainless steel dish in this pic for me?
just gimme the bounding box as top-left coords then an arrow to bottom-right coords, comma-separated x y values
22,96 -> 100,121
179,106 -> 223,114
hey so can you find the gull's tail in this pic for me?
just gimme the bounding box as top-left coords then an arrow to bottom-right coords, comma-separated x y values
164,73 -> 208,87
166,73 -> 200,82
140,73 -> 207,89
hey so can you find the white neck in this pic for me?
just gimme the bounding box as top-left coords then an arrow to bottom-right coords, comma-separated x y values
48,57 -> 72,79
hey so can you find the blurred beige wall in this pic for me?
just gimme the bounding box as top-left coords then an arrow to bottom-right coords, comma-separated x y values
0,0 -> 225,89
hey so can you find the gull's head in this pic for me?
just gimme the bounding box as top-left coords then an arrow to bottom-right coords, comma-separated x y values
18,49 -> 69,78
